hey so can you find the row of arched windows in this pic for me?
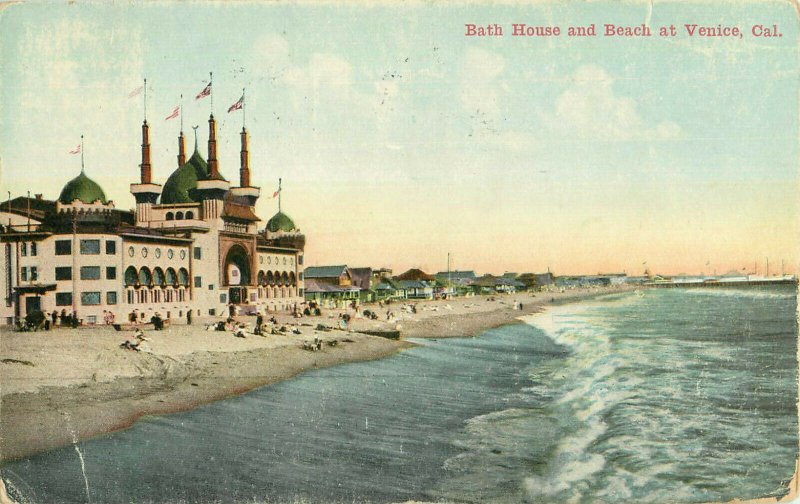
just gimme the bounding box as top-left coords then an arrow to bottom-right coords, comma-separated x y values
125,266 -> 190,288
165,211 -> 195,221
256,270 -> 297,287
256,286 -> 297,299
126,287 -> 186,304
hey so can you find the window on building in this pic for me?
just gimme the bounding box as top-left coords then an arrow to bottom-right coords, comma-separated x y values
80,292 -> 101,305
106,267 -> 117,280
105,241 -> 116,255
107,291 -> 118,305
55,240 -> 71,255
55,267 -> 72,280
193,247 -> 202,260
166,212 -> 174,221
80,266 -> 101,280
208,284 -> 214,291
21,267 -> 27,281
194,276 -> 202,288
20,243 -> 27,256
298,255 -> 304,266
30,266 -> 38,281
209,309 -> 216,316
56,292 -> 72,306
30,242 -> 37,256
80,239 -> 101,255
185,211 -> 194,219
87,315 -> 97,325
220,293 -> 227,303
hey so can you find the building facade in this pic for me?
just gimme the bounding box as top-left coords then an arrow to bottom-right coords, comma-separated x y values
0,113 -> 305,325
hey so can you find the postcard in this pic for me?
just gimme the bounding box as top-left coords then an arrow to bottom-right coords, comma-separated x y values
0,1 -> 797,503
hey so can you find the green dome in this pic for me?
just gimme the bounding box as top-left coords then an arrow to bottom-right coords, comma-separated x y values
160,149 -> 209,204
266,211 -> 296,232
59,171 -> 107,204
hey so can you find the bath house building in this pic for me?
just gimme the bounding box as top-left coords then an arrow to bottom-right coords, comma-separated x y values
0,114 -> 305,325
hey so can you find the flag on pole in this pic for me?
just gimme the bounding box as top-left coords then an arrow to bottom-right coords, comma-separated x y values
128,85 -> 143,98
195,83 -> 211,100
69,144 -> 81,155
227,95 -> 244,113
272,190 -> 279,198
165,106 -> 180,121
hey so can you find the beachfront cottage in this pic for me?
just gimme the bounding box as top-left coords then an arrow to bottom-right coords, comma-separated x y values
393,268 -> 437,299
0,110 -> 305,326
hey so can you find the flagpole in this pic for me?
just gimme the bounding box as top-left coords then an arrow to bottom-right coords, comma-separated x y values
278,178 -> 282,212
242,88 -> 246,129
143,78 -> 147,121
180,94 -> 184,132
209,72 -> 213,114
80,135 -> 85,173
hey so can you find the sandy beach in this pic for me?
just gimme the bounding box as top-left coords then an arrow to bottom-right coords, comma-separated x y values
0,286 -> 630,463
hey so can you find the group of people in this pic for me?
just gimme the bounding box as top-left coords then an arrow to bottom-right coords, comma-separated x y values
49,309 -> 80,328
119,328 -> 150,352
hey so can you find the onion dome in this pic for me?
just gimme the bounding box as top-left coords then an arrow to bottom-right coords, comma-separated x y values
266,211 -> 296,232
160,148 -> 209,204
58,171 -> 107,204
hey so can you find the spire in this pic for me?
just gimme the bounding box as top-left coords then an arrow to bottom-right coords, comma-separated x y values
177,130 -> 186,167
208,113 -> 219,179
141,117 -> 152,184
192,125 -> 199,152
240,111 -> 250,188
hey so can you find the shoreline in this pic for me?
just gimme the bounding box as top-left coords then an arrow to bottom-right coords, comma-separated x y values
0,286 -> 630,464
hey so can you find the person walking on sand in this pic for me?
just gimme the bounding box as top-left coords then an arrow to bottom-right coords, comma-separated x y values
51,310 -> 58,326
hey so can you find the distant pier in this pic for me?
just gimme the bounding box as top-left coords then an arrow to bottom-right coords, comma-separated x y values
646,277 -> 798,289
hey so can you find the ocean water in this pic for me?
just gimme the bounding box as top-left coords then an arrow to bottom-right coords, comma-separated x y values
2,286 -> 797,504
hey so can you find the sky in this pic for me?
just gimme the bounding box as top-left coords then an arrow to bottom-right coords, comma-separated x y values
0,1 -> 797,276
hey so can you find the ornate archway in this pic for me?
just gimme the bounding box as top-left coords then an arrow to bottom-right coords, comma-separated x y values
224,244 -> 251,286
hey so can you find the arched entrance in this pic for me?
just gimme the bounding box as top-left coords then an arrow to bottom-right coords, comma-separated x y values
224,244 -> 251,305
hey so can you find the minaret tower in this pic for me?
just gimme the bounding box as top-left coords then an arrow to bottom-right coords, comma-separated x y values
130,78 -> 162,224
229,88 -> 261,206
195,72 -> 231,219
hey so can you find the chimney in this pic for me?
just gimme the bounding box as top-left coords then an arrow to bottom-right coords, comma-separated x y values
140,120 -> 151,184
239,127 -> 250,187
177,130 -> 186,167
208,114 -> 219,179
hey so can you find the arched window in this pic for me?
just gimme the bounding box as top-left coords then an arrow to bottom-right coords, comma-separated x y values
274,270 -> 282,286
267,271 -> 275,286
178,268 -> 189,286
125,266 -> 138,286
185,211 -> 194,220
282,271 -> 289,286
139,267 -> 152,286
166,212 -> 174,221
153,267 -> 165,287
290,272 -> 297,287
258,270 -> 266,286
176,211 -> 184,220
166,267 -> 177,286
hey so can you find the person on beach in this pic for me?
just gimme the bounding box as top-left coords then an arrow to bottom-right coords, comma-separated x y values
51,310 -> 58,326
255,312 -> 264,335
187,310 -> 193,325
60,309 -> 67,325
